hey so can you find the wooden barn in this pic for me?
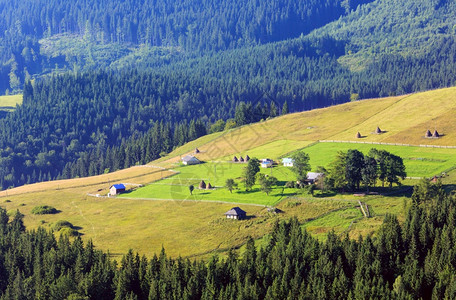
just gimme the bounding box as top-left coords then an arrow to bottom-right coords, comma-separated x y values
110,184 -> 126,195
224,207 -> 247,220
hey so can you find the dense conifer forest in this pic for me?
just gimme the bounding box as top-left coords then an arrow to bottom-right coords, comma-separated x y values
0,182 -> 455,299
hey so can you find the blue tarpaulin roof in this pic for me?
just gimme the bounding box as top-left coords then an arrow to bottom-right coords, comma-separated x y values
112,184 -> 126,190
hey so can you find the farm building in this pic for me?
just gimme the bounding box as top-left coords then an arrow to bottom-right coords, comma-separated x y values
224,207 -> 247,220
282,158 -> 294,167
110,184 -> 126,195
306,172 -> 324,184
182,155 -> 200,165
261,158 -> 273,168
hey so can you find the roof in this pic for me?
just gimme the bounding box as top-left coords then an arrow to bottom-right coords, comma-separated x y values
182,155 -> 199,162
112,184 -> 126,190
224,207 -> 246,216
261,158 -> 272,163
307,172 -> 323,181
282,158 -> 294,164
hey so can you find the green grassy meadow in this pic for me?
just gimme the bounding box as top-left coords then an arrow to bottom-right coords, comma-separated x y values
5,87 -> 456,259
123,162 -> 299,206
304,142 -> 456,177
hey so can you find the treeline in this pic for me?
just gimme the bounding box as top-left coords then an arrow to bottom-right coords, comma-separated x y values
1,181 -> 456,299
0,71 -> 287,189
324,148 -> 406,191
0,0 -> 372,93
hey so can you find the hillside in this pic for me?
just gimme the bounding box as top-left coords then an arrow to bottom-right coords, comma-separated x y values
2,87 -> 456,258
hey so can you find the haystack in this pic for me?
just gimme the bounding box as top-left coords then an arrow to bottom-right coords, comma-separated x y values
375,126 -> 382,134
356,132 -> 362,138
195,148 -> 200,153
206,183 -> 213,189
233,156 -> 239,162
199,180 -> 206,189
245,155 -> 250,161
240,156 -> 244,162
433,130 -> 440,138
425,130 -> 432,138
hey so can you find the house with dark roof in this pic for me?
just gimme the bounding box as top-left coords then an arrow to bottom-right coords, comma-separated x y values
224,207 -> 247,220
110,184 -> 126,195
182,155 -> 201,165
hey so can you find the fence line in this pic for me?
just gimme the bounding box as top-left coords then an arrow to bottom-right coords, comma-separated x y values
319,140 -> 456,149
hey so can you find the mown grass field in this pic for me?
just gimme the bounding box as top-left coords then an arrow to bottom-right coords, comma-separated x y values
3,87 -> 456,259
123,162 -> 299,206
304,142 -> 456,178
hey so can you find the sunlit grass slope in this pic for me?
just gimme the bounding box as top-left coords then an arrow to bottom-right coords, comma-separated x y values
3,87 -> 456,259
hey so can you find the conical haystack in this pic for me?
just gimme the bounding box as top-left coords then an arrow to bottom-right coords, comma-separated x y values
425,130 -> 432,138
240,156 -> 244,162
233,156 -> 239,162
199,180 -> 206,189
433,130 -> 440,138
356,132 -> 362,138
245,155 -> 250,161
195,148 -> 200,153
375,127 -> 382,134
206,183 -> 213,189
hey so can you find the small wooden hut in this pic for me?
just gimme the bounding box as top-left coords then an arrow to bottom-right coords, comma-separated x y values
425,130 -> 432,138
206,183 -> 213,189
356,132 -> 362,138
233,156 -> 239,162
240,156 -> 244,162
199,180 -> 206,189
433,130 -> 440,138
245,155 -> 250,161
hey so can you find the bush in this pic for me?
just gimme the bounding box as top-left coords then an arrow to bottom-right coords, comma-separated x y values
31,205 -> 58,215
53,220 -> 73,231
58,227 -> 79,237
285,181 -> 296,188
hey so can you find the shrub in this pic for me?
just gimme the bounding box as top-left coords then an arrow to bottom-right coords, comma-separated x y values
31,205 -> 58,215
285,181 -> 296,188
53,220 -> 73,231
59,227 -> 79,237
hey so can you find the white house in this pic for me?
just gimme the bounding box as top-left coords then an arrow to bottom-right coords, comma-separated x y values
182,155 -> 201,165
306,172 -> 324,184
282,158 -> 294,167
261,158 -> 273,168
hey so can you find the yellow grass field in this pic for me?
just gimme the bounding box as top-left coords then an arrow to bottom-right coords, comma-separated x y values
0,94 -> 23,107
4,87 -> 456,259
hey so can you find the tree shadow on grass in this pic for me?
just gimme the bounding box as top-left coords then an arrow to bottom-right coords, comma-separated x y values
313,190 -> 337,198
